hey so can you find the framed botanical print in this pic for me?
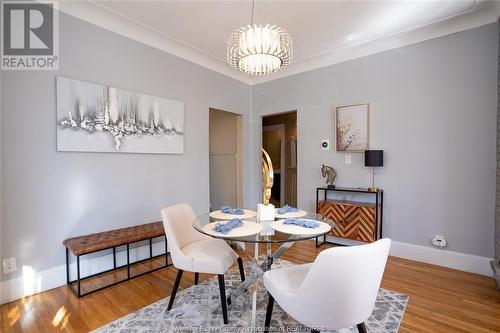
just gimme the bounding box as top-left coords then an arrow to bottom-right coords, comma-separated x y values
335,103 -> 370,152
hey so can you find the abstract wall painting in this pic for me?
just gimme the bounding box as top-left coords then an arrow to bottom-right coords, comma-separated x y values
56,76 -> 184,154
335,103 -> 369,152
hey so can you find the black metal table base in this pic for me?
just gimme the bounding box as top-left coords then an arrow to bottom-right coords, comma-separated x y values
66,236 -> 172,298
315,234 -> 348,247
315,234 -> 326,247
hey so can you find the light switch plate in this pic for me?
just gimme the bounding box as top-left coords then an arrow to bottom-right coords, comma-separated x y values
345,154 -> 352,164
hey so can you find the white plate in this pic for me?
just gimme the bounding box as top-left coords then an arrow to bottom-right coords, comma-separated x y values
270,219 -> 331,235
209,209 -> 257,220
275,209 -> 308,219
202,220 -> 263,238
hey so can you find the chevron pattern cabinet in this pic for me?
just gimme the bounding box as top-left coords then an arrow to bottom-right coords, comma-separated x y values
316,187 -> 383,244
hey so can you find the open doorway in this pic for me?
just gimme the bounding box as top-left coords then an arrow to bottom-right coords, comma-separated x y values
209,108 -> 243,210
262,111 -> 297,207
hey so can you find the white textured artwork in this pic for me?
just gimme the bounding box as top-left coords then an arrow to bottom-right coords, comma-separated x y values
56,76 -> 184,154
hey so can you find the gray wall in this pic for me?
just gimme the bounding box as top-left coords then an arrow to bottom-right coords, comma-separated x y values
252,23 -> 498,258
0,13 -> 252,280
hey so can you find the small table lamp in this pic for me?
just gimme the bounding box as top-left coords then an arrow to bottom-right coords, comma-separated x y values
365,150 -> 383,192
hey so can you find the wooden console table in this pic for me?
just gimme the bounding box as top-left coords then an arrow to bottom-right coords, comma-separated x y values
315,187 -> 383,246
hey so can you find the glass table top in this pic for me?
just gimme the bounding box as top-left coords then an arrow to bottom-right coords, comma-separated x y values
192,209 -> 335,243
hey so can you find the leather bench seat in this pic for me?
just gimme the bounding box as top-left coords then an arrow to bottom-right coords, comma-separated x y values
63,222 -> 165,256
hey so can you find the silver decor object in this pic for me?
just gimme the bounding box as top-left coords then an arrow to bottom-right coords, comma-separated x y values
321,164 -> 337,188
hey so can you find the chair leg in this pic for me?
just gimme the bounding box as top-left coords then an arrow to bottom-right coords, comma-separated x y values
218,274 -> 229,324
237,257 -> 245,282
357,322 -> 367,333
194,272 -> 199,285
167,269 -> 183,311
264,292 -> 275,333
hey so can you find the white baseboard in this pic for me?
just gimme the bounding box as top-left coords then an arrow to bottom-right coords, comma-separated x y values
323,236 -> 494,277
389,240 -> 494,277
0,239 -> 494,305
0,238 -> 167,305
0,264 -> 66,305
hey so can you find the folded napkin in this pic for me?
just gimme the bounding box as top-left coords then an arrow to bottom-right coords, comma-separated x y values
213,218 -> 243,234
220,206 -> 244,215
283,217 -> 320,228
277,204 -> 299,215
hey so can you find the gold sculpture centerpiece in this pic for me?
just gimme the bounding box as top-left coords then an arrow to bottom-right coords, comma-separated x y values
261,148 -> 274,205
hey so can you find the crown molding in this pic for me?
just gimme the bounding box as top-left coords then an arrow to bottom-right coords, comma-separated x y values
56,1 -> 499,86
252,2 -> 500,85
57,0 -> 253,85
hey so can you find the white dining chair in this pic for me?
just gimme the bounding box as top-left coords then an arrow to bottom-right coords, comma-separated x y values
263,238 -> 391,333
161,203 -> 245,324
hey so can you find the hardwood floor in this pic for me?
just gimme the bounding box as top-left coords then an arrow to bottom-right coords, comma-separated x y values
1,240 -> 499,332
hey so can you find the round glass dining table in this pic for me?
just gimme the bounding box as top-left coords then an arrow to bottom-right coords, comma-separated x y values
192,208 -> 336,327
193,209 -> 334,244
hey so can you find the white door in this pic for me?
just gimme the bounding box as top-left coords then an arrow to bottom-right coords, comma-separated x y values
209,108 -> 243,210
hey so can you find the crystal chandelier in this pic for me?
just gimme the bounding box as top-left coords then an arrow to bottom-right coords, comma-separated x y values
227,1 -> 292,75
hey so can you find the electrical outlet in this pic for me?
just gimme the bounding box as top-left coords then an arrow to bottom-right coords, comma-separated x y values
345,154 -> 352,164
3,257 -> 17,274
432,235 -> 447,248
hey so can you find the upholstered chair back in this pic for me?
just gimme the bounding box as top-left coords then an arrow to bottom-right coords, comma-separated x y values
161,204 -> 208,270
292,238 -> 391,330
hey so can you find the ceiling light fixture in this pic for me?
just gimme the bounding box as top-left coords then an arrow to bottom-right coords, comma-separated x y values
227,0 -> 292,76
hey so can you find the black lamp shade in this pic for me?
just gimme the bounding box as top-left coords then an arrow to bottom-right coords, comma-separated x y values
365,150 -> 383,167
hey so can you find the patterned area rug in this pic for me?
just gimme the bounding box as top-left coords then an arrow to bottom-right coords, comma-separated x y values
93,259 -> 408,333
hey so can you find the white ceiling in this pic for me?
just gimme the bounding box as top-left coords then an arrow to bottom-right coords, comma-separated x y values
59,1 -> 500,85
